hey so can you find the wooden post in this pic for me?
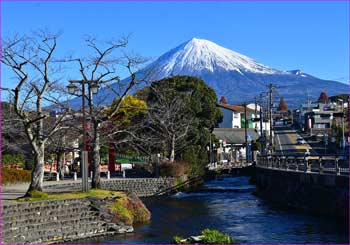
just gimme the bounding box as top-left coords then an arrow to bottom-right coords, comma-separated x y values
108,142 -> 116,173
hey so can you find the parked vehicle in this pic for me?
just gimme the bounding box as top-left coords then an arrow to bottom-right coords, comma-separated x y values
297,137 -> 306,145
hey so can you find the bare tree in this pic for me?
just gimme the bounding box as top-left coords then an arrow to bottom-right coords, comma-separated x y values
146,86 -> 192,162
45,116 -> 80,179
1,32 -> 70,194
69,37 -> 148,188
1,102 -> 30,155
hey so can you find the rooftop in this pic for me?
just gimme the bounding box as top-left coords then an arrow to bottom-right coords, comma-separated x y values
218,103 -> 255,113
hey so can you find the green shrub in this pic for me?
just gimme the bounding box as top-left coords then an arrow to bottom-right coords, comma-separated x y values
183,145 -> 206,178
2,154 -> 25,168
201,229 -> 238,244
159,161 -> 188,177
24,159 -> 34,170
173,235 -> 186,244
173,229 -> 238,244
109,194 -> 151,225
109,197 -> 134,225
1,167 -> 31,184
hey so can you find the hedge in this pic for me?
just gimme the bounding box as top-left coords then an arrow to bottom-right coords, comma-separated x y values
1,167 -> 31,184
2,154 -> 25,168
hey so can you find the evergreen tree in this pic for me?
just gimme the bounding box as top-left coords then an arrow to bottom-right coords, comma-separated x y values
140,76 -> 223,175
277,97 -> 288,111
318,92 -> 329,103
220,96 -> 228,104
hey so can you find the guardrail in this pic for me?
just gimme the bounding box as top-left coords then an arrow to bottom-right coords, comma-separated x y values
257,155 -> 349,175
207,161 -> 252,170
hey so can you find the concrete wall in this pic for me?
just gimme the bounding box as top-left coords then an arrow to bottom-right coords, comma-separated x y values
255,167 -> 349,220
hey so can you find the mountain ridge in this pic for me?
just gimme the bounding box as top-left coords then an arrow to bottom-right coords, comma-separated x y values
69,38 -> 348,108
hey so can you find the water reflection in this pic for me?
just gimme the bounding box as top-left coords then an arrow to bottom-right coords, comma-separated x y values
72,176 -> 349,244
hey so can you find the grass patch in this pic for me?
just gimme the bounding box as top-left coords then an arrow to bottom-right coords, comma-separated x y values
201,228 -> 238,244
16,189 -> 150,226
17,189 -> 124,202
174,229 -> 238,244
108,194 -> 151,225
173,235 -> 186,244
109,196 -> 134,225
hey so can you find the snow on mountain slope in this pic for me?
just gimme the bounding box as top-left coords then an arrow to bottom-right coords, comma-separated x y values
144,38 -> 281,78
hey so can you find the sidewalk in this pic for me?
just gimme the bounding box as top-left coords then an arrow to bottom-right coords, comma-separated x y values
1,178 -> 92,202
1,175 -> 163,203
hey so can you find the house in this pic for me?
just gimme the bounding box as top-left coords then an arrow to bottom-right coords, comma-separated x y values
218,103 -> 254,128
296,102 -> 341,135
217,97 -> 270,135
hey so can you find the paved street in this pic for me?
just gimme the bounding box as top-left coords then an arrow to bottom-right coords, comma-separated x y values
274,126 -> 316,156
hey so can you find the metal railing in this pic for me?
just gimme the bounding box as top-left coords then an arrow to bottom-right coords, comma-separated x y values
207,161 -> 253,171
257,155 -> 349,175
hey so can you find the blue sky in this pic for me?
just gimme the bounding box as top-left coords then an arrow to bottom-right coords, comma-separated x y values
1,1 -> 349,91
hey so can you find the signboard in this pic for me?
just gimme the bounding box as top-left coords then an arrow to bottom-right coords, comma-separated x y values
247,134 -> 253,141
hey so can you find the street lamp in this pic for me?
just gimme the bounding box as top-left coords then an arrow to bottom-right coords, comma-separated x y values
337,99 -> 345,156
90,83 -> 99,94
67,79 -> 100,192
156,153 -> 160,178
67,83 -> 78,94
219,139 -> 223,164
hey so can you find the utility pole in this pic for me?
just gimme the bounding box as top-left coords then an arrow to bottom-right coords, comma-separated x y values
338,99 -> 345,156
268,83 -> 274,153
67,80 -> 99,192
67,80 -> 88,192
254,97 -> 258,129
209,133 -> 212,164
254,97 -> 257,115
259,101 -> 265,155
244,102 -> 249,162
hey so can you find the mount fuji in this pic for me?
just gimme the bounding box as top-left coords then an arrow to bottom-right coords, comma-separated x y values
70,38 -> 348,108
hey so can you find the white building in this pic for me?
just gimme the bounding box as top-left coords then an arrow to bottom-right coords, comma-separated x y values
217,102 -> 270,135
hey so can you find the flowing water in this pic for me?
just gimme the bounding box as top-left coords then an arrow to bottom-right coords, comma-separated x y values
75,176 -> 349,244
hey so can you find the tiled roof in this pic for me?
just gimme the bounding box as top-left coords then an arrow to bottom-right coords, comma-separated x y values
218,103 -> 255,113
213,128 -> 260,144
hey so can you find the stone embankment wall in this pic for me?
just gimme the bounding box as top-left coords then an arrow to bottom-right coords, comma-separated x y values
255,167 -> 349,219
101,177 -> 176,196
44,178 -> 177,197
1,198 -> 133,244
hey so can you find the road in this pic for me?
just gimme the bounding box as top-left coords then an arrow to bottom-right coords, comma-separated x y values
274,126 -> 316,156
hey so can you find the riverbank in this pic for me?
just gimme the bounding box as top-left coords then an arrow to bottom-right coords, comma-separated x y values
255,166 -> 349,220
1,190 -> 150,244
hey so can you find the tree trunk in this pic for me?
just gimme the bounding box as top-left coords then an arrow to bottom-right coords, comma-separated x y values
57,151 -> 65,180
170,134 -> 175,163
91,121 -> 101,189
26,145 -> 45,194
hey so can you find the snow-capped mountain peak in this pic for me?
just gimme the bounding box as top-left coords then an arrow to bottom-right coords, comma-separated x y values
145,37 -> 281,77
69,37 -> 348,109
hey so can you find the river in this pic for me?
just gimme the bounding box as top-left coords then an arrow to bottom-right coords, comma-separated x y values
76,176 -> 349,244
